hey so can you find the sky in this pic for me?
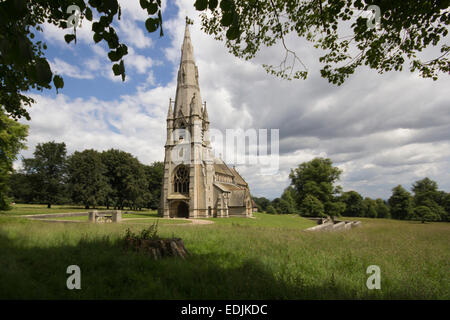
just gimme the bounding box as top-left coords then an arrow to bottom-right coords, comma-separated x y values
15,0 -> 450,200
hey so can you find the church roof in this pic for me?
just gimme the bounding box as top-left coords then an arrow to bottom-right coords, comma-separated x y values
213,183 -> 247,207
229,167 -> 248,187
213,158 -> 235,177
214,182 -> 243,192
213,157 -> 249,187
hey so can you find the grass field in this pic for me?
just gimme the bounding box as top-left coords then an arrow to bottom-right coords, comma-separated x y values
4,204 -> 158,216
0,205 -> 449,299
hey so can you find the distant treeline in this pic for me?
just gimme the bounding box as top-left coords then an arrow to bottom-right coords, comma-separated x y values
8,141 -> 163,210
252,158 -> 449,223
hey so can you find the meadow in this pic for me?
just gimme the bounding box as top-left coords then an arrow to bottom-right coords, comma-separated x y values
0,204 -> 448,299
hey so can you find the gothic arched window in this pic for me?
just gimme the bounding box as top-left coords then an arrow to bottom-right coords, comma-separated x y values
173,165 -> 189,194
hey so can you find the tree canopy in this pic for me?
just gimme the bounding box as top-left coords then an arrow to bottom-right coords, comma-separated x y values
1,0 -> 448,120
67,149 -> 111,209
22,141 -> 68,208
388,184 -> 413,220
9,142 -> 163,210
340,190 -> 363,217
0,109 -> 28,209
198,0 -> 449,82
289,157 -> 344,217
0,0 -> 163,119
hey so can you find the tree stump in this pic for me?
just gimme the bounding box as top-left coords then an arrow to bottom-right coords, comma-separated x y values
125,237 -> 189,260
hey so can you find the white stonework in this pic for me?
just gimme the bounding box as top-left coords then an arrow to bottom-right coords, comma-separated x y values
158,22 -> 252,219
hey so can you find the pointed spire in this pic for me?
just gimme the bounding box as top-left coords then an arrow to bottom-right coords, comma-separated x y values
173,18 -> 202,119
181,20 -> 194,66
167,98 -> 173,119
203,101 -> 209,122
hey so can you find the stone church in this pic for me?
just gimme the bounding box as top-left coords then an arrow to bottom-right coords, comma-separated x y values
159,22 -> 253,219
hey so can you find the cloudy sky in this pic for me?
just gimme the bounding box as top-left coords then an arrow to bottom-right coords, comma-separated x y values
16,0 -> 450,200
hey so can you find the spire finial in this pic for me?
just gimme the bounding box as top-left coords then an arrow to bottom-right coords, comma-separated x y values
186,16 -> 193,25
168,98 -> 173,118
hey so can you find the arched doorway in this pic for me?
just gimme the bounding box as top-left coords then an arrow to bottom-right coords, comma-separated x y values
170,201 -> 189,218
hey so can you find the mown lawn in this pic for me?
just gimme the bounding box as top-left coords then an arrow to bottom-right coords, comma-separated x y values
201,212 -> 317,230
46,216 -> 190,225
0,211 -> 448,299
3,204 -> 158,216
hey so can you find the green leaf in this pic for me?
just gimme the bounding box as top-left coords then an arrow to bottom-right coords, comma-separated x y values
221,12 -> 233,27
85,7 -> 93,21
112,63 -> 121,75
34,58 -> 52,86
53,75 -> 64,93
194,0 -> 208,11
108,50 -> 121,62
145,17 -> 159,33
64,34 -> 76,44
118,44 -> 128,57
220,0 -> 233,11
93,32 -> 102,43
209,0 -> 218,10
92,22 -> 103,33
147,3 -> 158,15
140,0 -> 149,9
226,26 -> 239,40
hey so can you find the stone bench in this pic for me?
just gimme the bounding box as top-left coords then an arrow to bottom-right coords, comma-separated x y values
89,210 -> 122,223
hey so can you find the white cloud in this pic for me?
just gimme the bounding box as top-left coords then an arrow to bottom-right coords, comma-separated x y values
124,47 -> 155,74
118,19 -> 153,49
42,19 -> 94,46
50,58 -> 94,79
18,90 -> 169,166
19,0 -> 450,201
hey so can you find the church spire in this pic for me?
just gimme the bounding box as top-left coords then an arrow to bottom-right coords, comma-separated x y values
173,19 -> 202,120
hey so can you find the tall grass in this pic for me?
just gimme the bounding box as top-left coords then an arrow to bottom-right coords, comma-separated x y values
0,214 -> 448,299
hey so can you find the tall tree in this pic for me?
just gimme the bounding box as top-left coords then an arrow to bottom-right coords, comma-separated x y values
22,141 -> 67,208
8,171 -> 35,203
412,177 -> 447,221
280,186 -> 298,214
375,198 -> 390,219
436,191 -> 450,221
101,149 -> 149,210
412,205 -> 441,223
0,110 -> 28,210
67,149 -> 110,209
362,197 -> 378,218
412,177 -> 439,205
388,185 -> 413,220
143,161 -> 164,210
340,190 -> 364,217
289,157 -> 343,216
299,194 -> 325,217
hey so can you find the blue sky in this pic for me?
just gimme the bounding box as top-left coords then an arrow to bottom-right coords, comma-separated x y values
16,0 -> 450,200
